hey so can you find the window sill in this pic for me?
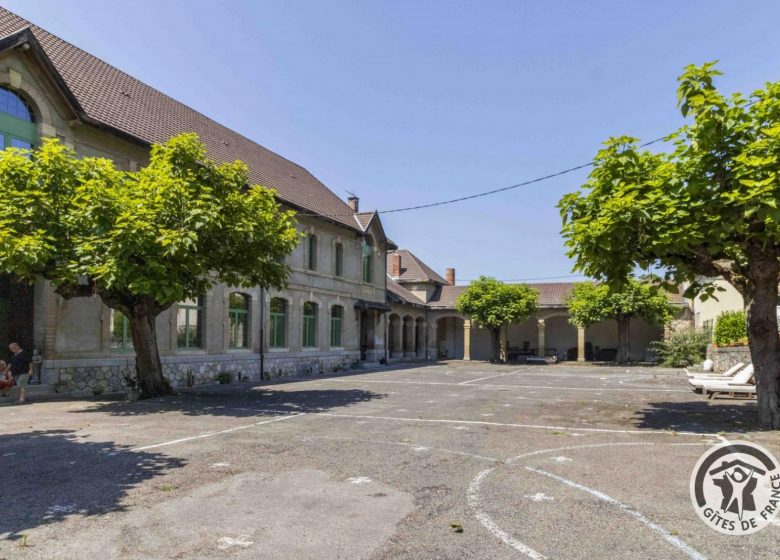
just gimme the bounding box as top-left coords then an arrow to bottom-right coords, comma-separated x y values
268,347 -> 289,353
301,347 -> 320,352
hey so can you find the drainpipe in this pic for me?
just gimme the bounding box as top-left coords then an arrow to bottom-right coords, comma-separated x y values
259,286 -> 265,380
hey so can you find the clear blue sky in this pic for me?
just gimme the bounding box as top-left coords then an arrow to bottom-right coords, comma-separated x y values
4,1 -> 780,283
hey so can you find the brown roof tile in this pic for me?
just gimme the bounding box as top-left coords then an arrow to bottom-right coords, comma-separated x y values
427,281 -> 688,310
387,249 -> 448,285
0,8 -> 360,230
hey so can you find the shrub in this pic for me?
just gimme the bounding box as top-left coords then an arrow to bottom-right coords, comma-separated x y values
713,310 -> 748,347
216,371 -> 234,384
650,330 -> 710,367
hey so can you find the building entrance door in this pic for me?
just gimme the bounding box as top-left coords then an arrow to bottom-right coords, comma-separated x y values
0,275 -> 35,359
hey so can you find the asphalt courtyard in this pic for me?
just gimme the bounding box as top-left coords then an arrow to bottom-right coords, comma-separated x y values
1,362 -> 778,559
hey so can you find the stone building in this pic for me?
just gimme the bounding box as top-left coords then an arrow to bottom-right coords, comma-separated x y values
0,8 -> 394,394
386,250 -> 693,362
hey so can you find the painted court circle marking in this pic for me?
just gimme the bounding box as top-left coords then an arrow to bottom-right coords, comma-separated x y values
469,442 -> 711,559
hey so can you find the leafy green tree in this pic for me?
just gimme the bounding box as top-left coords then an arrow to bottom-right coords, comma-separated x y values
713,310 -> 748,347
456,276 -> 538,361
0,134 -> 298,397
559,62 -> 780,428
566,281 -> 676,363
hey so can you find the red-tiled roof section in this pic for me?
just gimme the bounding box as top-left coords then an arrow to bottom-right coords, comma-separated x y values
386,278 -> 425,306
387,250 -> 448,285
0,8 -> 359,230
427,282 -> 688,309
354,212 -> 375,231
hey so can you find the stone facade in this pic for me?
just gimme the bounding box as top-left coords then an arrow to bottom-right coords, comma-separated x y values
48,351 -> 360,396
0,45 -> 393,393
707,345 -> 752,373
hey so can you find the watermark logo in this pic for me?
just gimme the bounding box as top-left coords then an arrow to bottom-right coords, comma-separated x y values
690,441 -> 780,535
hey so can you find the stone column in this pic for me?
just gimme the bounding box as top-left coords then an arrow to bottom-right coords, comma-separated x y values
577,326 -> 586,362
392,318 -> 402,358
428,320 -> 438,360
463,319 -> 471,361
537,319 -> 545,357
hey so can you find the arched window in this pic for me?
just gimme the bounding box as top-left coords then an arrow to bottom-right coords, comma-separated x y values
228,292 -> 250,348
0,87 -> 36,150
334,242 -> 344,277
109,309 -> 132,350
177,296 -> 203,349
306,234 -> 318,271
361,237 -> 373,283
269,298 -> 287,348
302,301 -> 318,348
330,305 -> 343,347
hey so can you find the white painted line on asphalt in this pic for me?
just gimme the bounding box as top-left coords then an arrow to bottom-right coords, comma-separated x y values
317,412 -> 718,437
303,435 -> 499,463
467,467 -> 548,560
459,369 -> 525,385
525,466 -> 707,560
468,442 -> 713,559
132,413 -> 305,451
323,378 -> 690,393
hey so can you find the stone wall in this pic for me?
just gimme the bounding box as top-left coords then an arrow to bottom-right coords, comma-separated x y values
44,351 -> 360,396
707,345 -> 751,373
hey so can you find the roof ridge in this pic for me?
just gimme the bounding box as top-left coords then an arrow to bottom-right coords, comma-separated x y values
0,7 -> 359,225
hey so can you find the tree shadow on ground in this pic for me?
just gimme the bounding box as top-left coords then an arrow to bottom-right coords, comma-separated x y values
633,399 -> 759,433
70,387 -> 387,418
0,430 -> 185,541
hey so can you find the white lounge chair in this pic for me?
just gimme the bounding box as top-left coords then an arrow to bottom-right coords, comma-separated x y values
688,364 -> 754,389
706,383 -> 757,399
686,362 -> 744,379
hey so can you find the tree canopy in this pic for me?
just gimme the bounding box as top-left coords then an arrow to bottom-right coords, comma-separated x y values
0,133 -> 299,396
566,280 -> 676,363
456,276 -> 538,361
558,62 -> 780,427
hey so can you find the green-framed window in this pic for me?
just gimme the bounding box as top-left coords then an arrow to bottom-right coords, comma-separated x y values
303,301 -> 317,348
229,292 -> 250,349
330,305 -> 343,347
334,242 -> 344,277
269,297 -> 287,348
0,87 -> 36,150
306,234 -> 318,271
177,297 -> 203,349
361,237 -> 373,283
109,309 -> 132,350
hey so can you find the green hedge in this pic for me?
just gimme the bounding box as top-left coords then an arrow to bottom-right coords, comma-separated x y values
713,310 -> 748,347
650,330 -> 710,367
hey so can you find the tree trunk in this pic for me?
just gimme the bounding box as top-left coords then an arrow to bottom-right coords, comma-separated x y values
616,314 -> 631,364
129,310 -> 173,398
492,327 -> 500,362
744,256 -> 780,429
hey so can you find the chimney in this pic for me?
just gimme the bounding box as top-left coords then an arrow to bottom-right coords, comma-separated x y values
445,268 -> 455,285
347,196 -> 359,212
392,253 -> 401,277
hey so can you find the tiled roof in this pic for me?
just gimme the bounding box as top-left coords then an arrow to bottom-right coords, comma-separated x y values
354,211 -> 375,231
386,278 -> 425,306
387,250 -> 448,285
427,282 -> 688,310
0,8 -> 360,230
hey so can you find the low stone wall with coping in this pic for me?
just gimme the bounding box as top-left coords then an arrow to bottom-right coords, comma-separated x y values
706,345 -> 751,373
43,350 -> 360,396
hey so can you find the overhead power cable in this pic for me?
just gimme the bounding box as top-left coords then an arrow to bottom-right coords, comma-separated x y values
292,133 -> 671,219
